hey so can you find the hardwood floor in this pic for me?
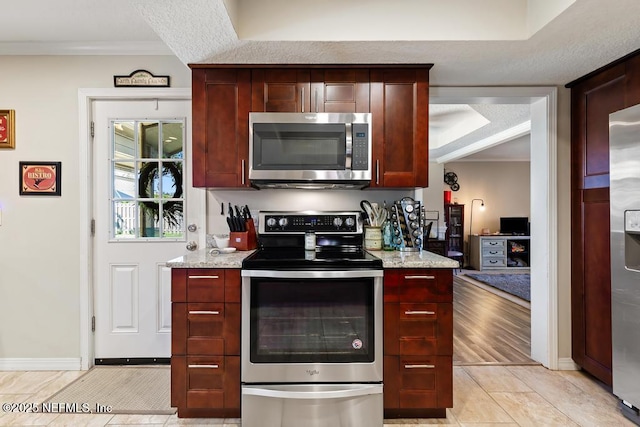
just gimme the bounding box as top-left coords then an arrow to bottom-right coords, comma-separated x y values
453,275 -> 536,365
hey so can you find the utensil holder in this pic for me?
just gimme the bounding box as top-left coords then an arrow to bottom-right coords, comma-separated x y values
230,219 -> 257,250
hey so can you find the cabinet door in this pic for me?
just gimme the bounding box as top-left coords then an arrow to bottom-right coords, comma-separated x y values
370,68 -> 429,188
310,69 -> 370,113
570,63 -> 627,387
251,68 -> 311,112
192,68 -> 251,188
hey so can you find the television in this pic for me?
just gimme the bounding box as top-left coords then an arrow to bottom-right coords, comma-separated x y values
500,217 -> 529,235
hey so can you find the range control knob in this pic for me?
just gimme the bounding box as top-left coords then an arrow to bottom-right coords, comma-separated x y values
333,217 -> 344,227
266,217 -> 277,227
278,217 -> 289,227
345,217 -> 355,227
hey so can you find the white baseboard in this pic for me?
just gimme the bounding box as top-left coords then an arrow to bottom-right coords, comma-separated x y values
556,357 -> 581,371
0,358 -> 83,371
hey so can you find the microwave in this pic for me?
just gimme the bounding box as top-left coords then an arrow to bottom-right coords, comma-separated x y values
249,112 -> 372,189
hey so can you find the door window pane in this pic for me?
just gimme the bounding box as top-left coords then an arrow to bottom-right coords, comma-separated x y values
111,120 -> 185,240
162,122 -> 184,159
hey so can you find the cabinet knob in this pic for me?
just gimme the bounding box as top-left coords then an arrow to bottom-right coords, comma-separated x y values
186,241 -> 198,251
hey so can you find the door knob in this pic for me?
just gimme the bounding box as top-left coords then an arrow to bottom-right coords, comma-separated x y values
186,241 -> 198,251
187,224 -> 197,232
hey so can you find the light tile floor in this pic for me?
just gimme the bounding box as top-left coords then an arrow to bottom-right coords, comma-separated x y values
0,365 -> 635,426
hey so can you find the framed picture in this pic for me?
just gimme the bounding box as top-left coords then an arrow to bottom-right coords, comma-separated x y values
19,161 -> 62,196
0,109 -> 15,149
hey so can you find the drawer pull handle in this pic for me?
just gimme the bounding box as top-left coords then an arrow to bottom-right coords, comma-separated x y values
188,275 -> 220,279
404,364 -> 435,369
489,260 -> 499,264
489,251 -> 499,255
404,275 -> 435,280
188,364 -> 219,369
188,310 -> 220,315
404,310 -> 435,315
489,242 -> 499,246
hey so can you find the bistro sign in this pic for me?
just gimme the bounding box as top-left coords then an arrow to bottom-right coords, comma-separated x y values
114,69 -> 170,87
19,161 -> 62,196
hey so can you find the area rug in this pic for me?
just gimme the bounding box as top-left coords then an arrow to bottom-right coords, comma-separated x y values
44,366 -> 175,415
464,273 -> 530,301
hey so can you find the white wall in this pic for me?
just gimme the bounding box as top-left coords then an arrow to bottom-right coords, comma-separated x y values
442,161 -> 531,241
0,56 -> 190,366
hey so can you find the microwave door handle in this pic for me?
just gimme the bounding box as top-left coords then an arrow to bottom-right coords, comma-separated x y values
345,122 -> 353,170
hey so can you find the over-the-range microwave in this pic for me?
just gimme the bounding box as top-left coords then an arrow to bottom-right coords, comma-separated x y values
248,112 -> 372,189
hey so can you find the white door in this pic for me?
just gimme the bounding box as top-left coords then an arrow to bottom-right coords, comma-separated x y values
93,98 -> 203,359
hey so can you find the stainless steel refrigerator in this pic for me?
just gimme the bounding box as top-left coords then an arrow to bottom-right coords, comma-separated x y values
610,103 -> 640,425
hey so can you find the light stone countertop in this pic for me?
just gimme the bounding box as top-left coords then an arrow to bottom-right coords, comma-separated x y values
166,248 -> 457,269
166,249 -> 256,269
372,249 -> 459,269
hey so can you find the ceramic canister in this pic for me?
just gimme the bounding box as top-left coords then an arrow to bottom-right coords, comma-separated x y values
364,226 -> 383,250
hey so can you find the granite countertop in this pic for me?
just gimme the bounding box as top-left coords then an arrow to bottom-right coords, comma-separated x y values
372,250 -> 459,269
166,249 -> 255,268
166,248 -> 458,269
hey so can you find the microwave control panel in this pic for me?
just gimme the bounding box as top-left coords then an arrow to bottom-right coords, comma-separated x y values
351,123 -> 370,170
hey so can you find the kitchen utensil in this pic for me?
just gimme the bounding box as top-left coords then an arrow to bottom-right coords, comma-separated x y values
360,200 -> 387,227
228,203 -> 239,232
235,205 -> 246,231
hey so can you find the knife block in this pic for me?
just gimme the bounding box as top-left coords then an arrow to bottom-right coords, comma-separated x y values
230,219 -> 257,251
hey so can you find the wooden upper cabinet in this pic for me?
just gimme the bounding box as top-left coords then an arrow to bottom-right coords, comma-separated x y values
192,68 -> 251,188
370,68 -> 429,188
251,68 -> 370,113
251,68 -> 311,112
570,63 -> 626,190
191,65 -> 430,189
310,69 -> 370,113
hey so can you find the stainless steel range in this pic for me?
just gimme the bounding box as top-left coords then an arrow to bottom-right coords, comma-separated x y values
241,211 -> 383,427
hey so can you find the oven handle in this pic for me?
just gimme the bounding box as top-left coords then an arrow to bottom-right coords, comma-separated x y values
242,384 -> 382,400
241,269 -> 383,279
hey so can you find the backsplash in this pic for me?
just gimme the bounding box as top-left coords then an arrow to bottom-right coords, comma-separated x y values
206,189 -> 418,235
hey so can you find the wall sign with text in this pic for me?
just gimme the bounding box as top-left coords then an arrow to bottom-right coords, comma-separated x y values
19,161 -> 62,196
114,69 -> 170,87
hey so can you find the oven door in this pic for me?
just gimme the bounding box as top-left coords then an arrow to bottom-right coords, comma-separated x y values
241,269 -> 383,383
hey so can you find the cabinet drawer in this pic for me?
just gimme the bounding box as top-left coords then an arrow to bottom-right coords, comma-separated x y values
482,257 -> 507,268
482,248 -> 505,257
172,269 -> 227,302
174,356 -> 240,410
383,355 -> 452,409
187,270 -> 226,302
398,303 -> 453,356
482,239 -> 505,249
384,269 -> 452,303
399,356 -> 452,408
172,303 -> 241,355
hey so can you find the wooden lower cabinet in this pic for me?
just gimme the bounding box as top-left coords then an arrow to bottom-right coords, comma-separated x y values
171,268 -> 241,418
171,356 -> 240,415
171,266 -> 454,419
383,269 -> 454,418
